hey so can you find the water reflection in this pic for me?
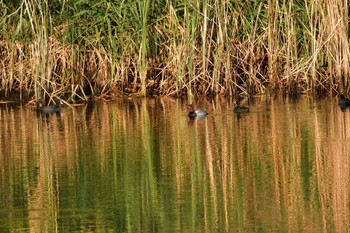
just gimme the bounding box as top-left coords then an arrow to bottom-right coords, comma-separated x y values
0,97 -> 350,232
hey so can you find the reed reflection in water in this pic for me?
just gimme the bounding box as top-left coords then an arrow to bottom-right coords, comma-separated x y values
0,97 -> 350,232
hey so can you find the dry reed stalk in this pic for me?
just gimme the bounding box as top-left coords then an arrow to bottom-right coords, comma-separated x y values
1,0 -> 350,100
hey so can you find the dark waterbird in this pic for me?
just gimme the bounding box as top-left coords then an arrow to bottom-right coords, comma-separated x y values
187,104 -> 208,118
37,101 -> 61,114
234,100 -> 249,113
338,94 -> 350,107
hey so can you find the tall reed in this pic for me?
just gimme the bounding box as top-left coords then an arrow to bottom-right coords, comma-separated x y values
0,0 -> 349,101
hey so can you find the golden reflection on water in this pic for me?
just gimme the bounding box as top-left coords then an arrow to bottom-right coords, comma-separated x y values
0,97 -> 350,232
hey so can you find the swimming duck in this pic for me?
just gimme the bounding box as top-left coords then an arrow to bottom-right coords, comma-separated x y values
187,104 -> 208,118
37,101 -> 61,114
338,94 -> 350,107
234,100 -> 249,113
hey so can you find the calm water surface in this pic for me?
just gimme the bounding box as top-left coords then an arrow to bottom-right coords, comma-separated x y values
0,97 -> 350,232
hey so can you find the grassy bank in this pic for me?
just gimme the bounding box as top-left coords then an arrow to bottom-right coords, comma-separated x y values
0,0 -> 349,103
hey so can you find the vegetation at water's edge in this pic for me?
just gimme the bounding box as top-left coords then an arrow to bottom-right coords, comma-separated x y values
0,0 -> 349,104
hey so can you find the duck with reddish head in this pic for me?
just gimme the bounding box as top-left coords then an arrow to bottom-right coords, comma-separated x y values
187,104 -> 208,119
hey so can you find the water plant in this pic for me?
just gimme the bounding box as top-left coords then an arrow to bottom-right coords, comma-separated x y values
0,0 -> 349,102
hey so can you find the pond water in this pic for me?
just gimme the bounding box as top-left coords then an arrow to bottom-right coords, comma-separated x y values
0,96 -> 350,232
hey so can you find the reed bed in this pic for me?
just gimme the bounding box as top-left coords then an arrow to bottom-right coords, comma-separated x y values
0,0 -> 349,103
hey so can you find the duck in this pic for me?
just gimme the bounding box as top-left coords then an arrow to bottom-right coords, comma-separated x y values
187,104 -> 208,118
37,101 -> 62,114
234,100 -> 249,113
338,94 -> 350,107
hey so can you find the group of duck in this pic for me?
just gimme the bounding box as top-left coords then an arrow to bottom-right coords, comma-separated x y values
36,94 -> 350,117
187,100 -> 249,119
187,94 -> 350,119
